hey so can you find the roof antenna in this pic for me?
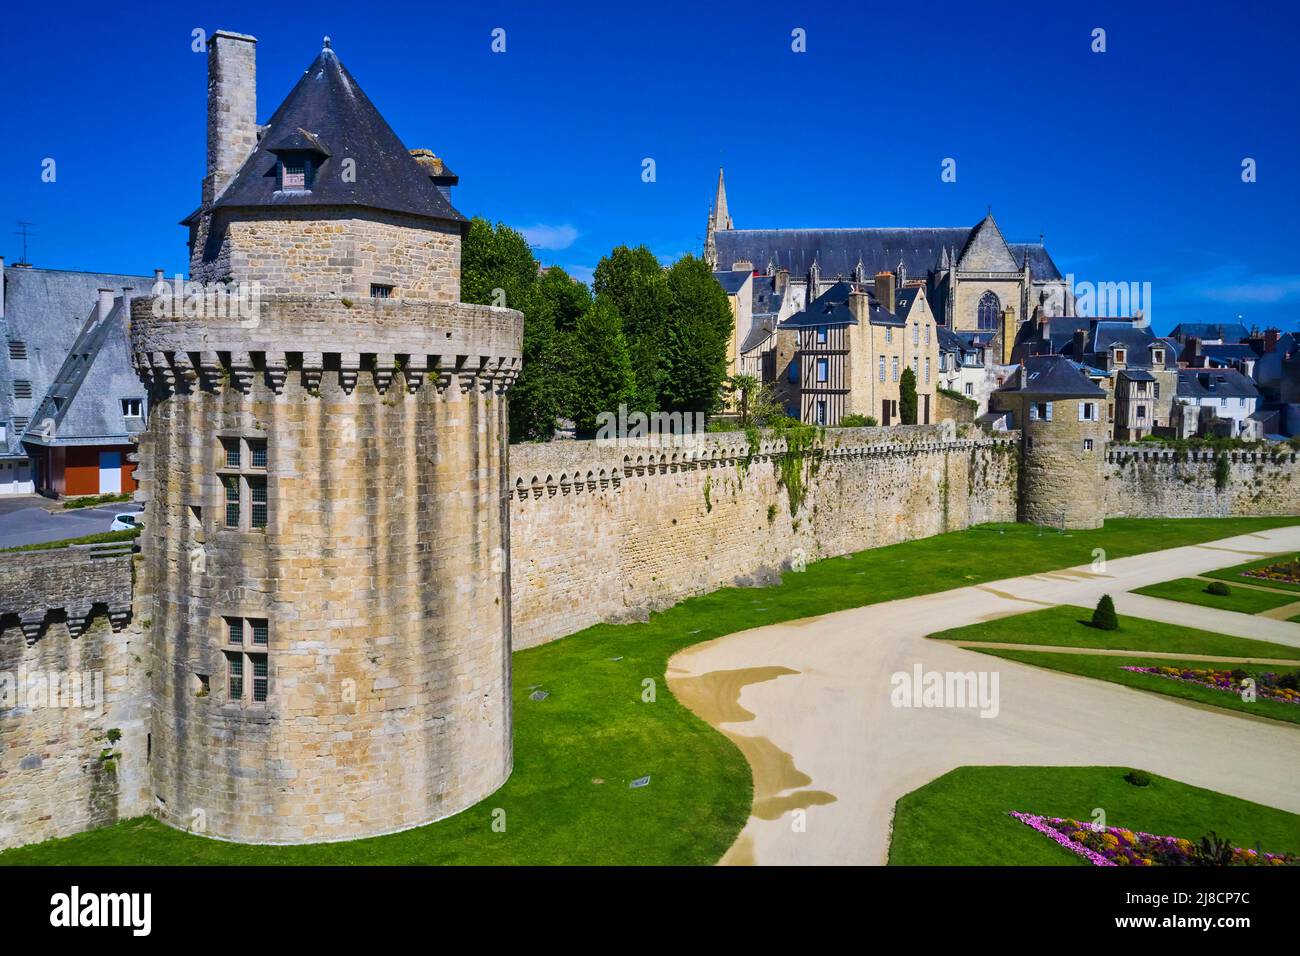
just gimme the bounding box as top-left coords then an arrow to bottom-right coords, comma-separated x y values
13,220 -> 35,265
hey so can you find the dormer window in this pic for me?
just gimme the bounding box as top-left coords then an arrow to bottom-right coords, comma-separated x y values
1151,348 -> 1165,364
1113,348 -> 1126,364
280,154 -> 313,191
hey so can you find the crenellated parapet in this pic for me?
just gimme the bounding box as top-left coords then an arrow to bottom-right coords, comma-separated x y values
510,424 -> 1018,503
130,295 -> 522,399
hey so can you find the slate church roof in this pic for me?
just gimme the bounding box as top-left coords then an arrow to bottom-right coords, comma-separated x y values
713,217 -> 1061,283
205,43 -> 465,226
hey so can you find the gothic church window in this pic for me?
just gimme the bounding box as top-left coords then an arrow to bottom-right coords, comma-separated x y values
977,291 -> 1000,331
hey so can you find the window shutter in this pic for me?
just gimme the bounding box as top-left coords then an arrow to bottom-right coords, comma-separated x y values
1045,402 -> 1053,422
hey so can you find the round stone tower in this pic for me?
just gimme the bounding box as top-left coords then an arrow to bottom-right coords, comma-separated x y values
990,355 -> 1108,530
131,33 -> 521,844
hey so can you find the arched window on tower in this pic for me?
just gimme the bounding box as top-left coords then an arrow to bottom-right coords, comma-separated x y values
977,291 -> 1000,330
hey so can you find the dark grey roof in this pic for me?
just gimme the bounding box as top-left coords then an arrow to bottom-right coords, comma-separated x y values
936,323 -> 966,353
714,213 -> 1061,286
2,266 -> 152,457
1176,368 -> 1259,400
1168,322 -> 1250,343
780,281 -> 860,328
750,274 -> 785,317
1119,369 -> 1156,382
716,227 -> 968,280
996,354 -> 1106,398
894,286 -> 922,316
739,315 -> 778,354
1199,343 -> 1256,365
209,46 -> 465,226
712,269 -> 753,295
1010,243 -> 1063,281
1019,317 -> 1175,370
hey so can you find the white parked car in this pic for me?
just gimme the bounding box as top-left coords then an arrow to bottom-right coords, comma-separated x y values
110,513 -> 143,532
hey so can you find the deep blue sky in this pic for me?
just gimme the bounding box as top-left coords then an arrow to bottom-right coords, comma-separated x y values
1,1 -> 1297,334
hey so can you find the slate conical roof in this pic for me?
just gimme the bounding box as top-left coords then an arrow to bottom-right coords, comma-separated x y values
211,43 -> 465,226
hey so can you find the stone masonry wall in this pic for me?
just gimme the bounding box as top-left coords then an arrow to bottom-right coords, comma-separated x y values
193,207 -> 462,302
1104,444 -> 1300,518
0,550 -> 150,851
508,423 -> 1020,649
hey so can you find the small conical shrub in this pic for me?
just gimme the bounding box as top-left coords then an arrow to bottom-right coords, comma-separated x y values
1205,581 -> 1231,597
1091,594 -> 1119,631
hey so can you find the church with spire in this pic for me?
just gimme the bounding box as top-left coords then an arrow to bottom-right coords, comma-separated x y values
705,168 -> 1072,379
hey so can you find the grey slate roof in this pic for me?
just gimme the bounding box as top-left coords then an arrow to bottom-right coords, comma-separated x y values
1018,317 -> 1175,370
750,274 -> 785,317
1176,368 -> 1259,400
1168,322 -> 1250,343
780,281 -> 860,328
716,228 -> 968,280
995,354 -> 1106,398
712,269 -> 753,295
1010,243 -> 1063,281
1,266 -> 153,457
208,45 -> 465,226
25,298 -> 146,448
1198,343 -> 1257,366
956,214 -> 1019,272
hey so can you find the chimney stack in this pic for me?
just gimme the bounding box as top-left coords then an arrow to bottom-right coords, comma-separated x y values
1265,328 -> 1280,353
874,271 -> 895,313
204,30 -> 258,205
97,288 -> 115,321
1073,328 -> 1087,358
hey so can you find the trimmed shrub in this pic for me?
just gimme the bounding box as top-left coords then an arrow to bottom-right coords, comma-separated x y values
837,413 -> 878,427
1205,581 -> 1231,597
1123,770 -> 1152,788
1091,594 -> 1119,631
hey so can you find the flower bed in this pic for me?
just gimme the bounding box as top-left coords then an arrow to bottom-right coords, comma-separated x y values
1242,556 -> 1300,586
1121,665 -> 1300,705
1009,812 -> 1296,866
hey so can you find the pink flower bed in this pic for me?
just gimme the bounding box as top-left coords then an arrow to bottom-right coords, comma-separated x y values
1121,665 -> 1300,705
1009,812 -> 1296,866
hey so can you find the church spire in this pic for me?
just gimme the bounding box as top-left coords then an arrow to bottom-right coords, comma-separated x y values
713,166 -> 733,231
704,166 -> 734,268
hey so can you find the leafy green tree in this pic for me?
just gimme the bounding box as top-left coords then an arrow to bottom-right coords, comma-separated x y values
899,367 -> 918,425
460,217 -> 537,313
460,219 -> 591,442
658,255 -> 732,414
593,245 -> 670,412
570,296 -> 637,435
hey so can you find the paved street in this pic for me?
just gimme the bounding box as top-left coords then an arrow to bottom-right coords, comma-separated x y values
666,526 -> 1300,866
0,496 -> 141,550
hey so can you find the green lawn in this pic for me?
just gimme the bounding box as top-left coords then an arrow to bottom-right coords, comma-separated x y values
1133,576 -> 1300,614
3,515 -> 1298,865
970,648 -> 1300,724
888,766 -> 1300,865
1204,553 -> 1300,594
930,604 -> 1300,659
0,527 -> 140,553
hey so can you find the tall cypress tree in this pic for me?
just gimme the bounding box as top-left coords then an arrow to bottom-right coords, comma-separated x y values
899,367 -> 918,425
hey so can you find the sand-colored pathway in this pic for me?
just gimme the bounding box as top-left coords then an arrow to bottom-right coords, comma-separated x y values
666,526 -> 1300,865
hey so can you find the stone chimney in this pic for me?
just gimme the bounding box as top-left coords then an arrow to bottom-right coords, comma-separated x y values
204,31 -> 258,205
1265,328 -> 1280,353
1073,328 -> 1087,358
874,271 -> 895,313
97,288 -> 115,322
